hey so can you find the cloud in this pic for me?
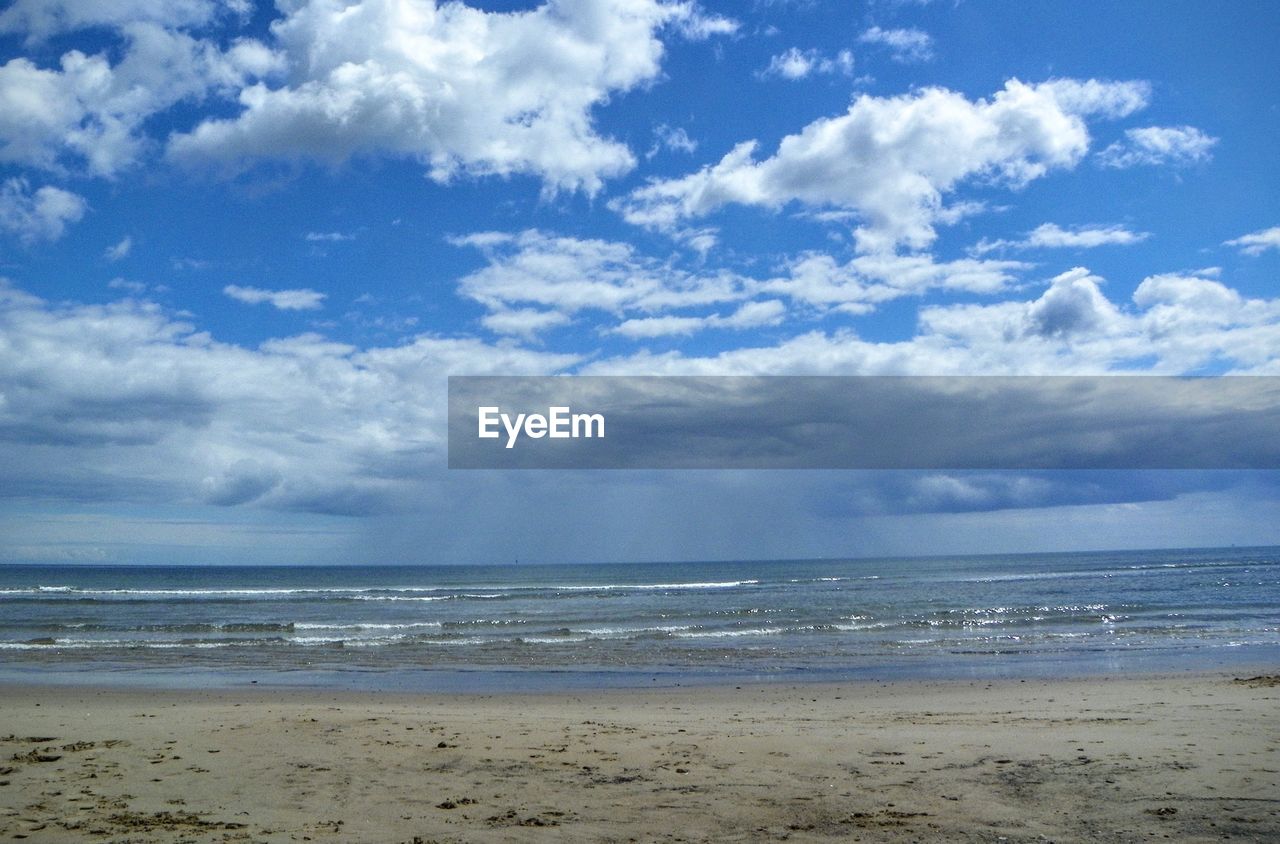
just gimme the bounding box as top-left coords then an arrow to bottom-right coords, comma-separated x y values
612,299 -> 786,337
304,231 -> 354,242
0,281 -> 575,514
450,375 -> 1280,471
585,267 -> 1280,376
0,178 -> 86,242
223,284 -> 327,311
1224,226 -> 1280,257
614,78 -> 1149,253
1097,125 -> 1217,168
1021,267 -> 1122,338
452,229 -> 748,331
1,0 -> 730,192
647,124 -> 698,158
0,24 -> 281,176
107,277 -> 147,294
667,3 -> 738,39
104,234 -> 133,261
972,222 -> 1150,254
480,307 -> 572,339
858,26 -> 934,63
167,0 -> 731,195
3,266 -> 1279,534
759,47 -> 854,80
453,228 -> 1037,336
0,0 -> 247,44
761,252 -> 1028,314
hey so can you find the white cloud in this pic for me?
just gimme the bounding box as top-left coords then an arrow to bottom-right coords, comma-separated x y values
586,267 -> 1280,376
4,265 -> 1280,522
0,24 -> 281,176
1097,125 -> 1217,168
666,3 -> 738,39
304,231 -> 354,242
759,47 -> 853,80
972,222 -> 1150,254
647,124 -> 698,158
0,281 -> 575,513
613,299 -> 786,337
615,78 -> 1149,253
104,234 -> 133,260
454,228 -> 1035,335
0,0 -> 246,43
858,26 -> 933,63
480,307 -> 571,339
1224,226 -> 1280,257
0,178 -> 87,242
223,284 -> 327,311
612,314 -> 711,338
107,277 -> 147,294
720,298 -> 787,328
453,229 -> 747,327
167,0 -> 731,195
761,252 -> 1028,315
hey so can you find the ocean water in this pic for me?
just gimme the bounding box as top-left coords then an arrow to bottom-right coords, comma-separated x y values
1,547 -> 1277,691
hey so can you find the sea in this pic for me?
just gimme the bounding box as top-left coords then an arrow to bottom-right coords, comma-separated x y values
2,547 -> 1277,692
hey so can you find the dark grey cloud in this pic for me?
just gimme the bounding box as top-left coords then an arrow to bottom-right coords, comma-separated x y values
449,376 -> 1280,470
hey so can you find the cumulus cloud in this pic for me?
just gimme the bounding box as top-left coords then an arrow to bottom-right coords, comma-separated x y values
167,0 -> 731,195
0,281 -> 575,513
0,24 -> 281,176
614,78 -> 1149,253
972,222 -> 1150,254
858,26 -> 933,63
759,47 -> 853,80
223,284 -> 327,311
0,178 -> 86,242
3,263 -> 1279,524
1224,226 -> 1280,257
1097,125 -> 1217,168
2,0 -> 729,191
585,267 -> 1280,376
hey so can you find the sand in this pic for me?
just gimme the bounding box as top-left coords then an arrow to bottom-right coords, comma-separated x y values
1,672 -> 1277,842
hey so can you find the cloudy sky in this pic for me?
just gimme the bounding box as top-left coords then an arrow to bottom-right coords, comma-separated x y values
2,0 -> 1279,565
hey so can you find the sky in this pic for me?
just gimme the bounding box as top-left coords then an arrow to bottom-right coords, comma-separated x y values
1,0 -> 1279,565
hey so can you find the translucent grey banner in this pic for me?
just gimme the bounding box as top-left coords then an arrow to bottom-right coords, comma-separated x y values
447,376 -> 1280,470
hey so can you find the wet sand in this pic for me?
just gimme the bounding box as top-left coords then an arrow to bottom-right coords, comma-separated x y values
1,673 -> 1277,842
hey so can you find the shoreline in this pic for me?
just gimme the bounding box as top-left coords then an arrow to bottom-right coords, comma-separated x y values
3,643 -> 1279,696
3,672 -> 1277,842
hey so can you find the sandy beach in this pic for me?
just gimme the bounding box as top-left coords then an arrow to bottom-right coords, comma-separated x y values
0,673 -> 1276,842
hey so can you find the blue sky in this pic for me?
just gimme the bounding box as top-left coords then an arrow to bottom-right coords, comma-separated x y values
1,0 -> 1279,564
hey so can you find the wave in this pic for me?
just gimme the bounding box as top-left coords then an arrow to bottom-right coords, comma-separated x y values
548,580 -> 759,591
292,622 -> 442,631
0,580 -> 762,603
579,624 -> 695,637
671,627 -> 786,639
957,559 -> 1263,584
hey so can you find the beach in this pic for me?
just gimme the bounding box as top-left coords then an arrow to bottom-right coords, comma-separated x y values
2,672 -> 1277,842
